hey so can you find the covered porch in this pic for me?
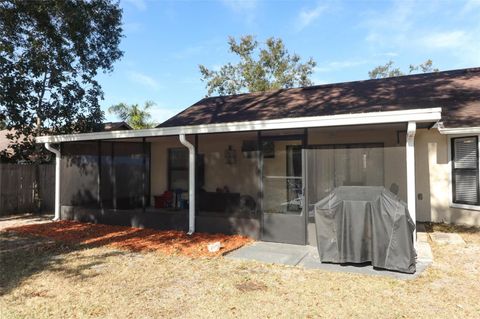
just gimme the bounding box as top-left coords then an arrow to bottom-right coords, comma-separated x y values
37,108 -> 442,247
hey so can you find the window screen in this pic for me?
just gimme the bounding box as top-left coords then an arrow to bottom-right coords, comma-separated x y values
452,136 -> 479,205
306,143 -> 385,213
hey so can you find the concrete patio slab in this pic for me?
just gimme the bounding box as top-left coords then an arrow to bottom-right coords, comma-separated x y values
227,237 -> 433,280
227,241 -> 311,266
416,223 -> 434,263
297,245 -> 430,280
429,232 -> 466,245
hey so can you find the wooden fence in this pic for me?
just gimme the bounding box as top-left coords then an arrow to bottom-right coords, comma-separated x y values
0,164 -> 55,215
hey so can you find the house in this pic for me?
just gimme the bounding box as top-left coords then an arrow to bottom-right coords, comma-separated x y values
0,122 -> 131,161
0,129 -> 15,158
36,67 -> 480,246
101,121 -> 132,131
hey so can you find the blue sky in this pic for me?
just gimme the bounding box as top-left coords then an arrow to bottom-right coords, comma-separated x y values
99,0 -> 480,123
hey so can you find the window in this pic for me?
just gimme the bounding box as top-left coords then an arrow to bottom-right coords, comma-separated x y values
168,148 -> 189,191
452,136 -> 479,205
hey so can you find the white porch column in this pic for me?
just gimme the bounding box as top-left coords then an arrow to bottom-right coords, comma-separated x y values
179,134 -> 195,235
45,143 -> 61,221
406,122 -> 416,241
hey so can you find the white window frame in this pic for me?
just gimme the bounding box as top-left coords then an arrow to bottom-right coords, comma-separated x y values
448,134 -> 480,211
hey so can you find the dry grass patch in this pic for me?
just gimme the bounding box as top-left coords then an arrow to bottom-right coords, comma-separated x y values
1,222 -> 480,318
425,222 -> 480,244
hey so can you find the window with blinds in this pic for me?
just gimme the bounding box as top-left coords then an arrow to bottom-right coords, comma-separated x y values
168,148 -> 189,191
452,136 -> 479,205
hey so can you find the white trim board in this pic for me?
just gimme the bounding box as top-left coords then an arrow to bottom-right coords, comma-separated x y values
439,126 -> 480,135
35,107 -> 442,143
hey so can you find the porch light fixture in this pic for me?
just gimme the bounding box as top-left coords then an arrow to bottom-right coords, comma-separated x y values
224,145 -> 237,165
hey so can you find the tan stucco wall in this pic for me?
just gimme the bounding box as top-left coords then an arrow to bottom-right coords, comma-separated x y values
415,129 -> 480,226
198,132 -> 259,198
149,128 -> 480,226
150,133 -> 259,204
150,136 -> 193,204
308,127 -> 408,202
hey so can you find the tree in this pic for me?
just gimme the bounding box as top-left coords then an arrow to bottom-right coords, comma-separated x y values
108,101 -> 156,129
368,59 -> 439,79
0,0 -> 123,162
199,35 -> 317,96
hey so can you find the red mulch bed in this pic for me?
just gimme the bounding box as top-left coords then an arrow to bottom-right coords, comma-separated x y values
5,221 -> 252,258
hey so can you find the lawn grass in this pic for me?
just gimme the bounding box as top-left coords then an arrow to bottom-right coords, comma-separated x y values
1,222 -> 480,318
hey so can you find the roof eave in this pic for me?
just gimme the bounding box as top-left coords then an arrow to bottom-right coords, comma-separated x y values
35,107 -> 442,144
438,126 -> 480,135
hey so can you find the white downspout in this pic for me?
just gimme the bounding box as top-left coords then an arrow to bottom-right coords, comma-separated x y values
179,134 -> 195,235
406,122 -> 416,244
45,143 -> 61,221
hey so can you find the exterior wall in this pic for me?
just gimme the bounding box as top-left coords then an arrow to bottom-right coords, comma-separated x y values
415,129 -> 480,226
149,133 -> 260,238
198,132 -> 259,199
150,133 -> 260,206
150,136 -> 193,203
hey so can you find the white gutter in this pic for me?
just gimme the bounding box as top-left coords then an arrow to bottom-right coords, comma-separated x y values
438,126 -> 480,135
35,108 -> 442,144
179,134 -> 195,235
44,143 -> 61,221
406,122 -> 416,244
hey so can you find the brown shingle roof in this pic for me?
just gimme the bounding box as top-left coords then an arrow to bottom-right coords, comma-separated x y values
159,67 -> 480,129
101,121 -> 132,131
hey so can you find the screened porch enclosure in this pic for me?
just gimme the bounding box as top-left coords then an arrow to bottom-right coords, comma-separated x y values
57,123 -> 411,244
60,140 -> 152,223
305,143 -> 407,246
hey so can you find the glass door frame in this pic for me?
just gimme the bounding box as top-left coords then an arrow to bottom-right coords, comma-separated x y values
258,129 -> 308,245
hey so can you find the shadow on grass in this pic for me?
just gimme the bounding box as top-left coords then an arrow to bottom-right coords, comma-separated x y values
424,222 -> 480,234
0,231 -> 127,296
0,221 -> 251,296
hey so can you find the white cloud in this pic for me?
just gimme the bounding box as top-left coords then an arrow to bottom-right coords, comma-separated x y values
295,3 -> 328,31
363,0 -> 415,47
221,0 -> 257,12
123,0 -> 146,11
129,71 -> 160,90
461,0 -> 480,14
379,52 -> 399,57
421,31 -> 467,49
420,30 -> 480,65
360,0 -> 480,66
220,0 -> 258,25
149,105 -> 180,124
315,59 -> 369,72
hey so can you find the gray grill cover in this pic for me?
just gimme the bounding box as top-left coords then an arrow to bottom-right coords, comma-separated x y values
314,186 -> 416,273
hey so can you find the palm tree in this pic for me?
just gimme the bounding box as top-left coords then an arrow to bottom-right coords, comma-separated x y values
108,101 -> 156,129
